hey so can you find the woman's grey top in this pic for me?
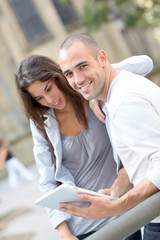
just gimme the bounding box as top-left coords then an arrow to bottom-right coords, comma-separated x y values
61,104 -> 117,235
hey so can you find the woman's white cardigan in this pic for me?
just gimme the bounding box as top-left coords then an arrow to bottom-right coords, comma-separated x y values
30,109 -> 73,228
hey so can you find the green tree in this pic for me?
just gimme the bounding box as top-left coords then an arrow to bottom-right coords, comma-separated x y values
61,0 -> 160,31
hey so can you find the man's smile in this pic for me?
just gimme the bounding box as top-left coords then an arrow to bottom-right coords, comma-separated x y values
78,81 -> 92,93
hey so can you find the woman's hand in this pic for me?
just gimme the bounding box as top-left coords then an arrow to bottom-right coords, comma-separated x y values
99,167 -> 133,198
61,235 -> 79,240
98,188 -> 112,196
89,99 -> 105,123
57,221 -> 79,240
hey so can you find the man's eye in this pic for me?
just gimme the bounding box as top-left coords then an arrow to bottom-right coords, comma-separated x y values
66,72 -> 72,78
80,64 -> 87,69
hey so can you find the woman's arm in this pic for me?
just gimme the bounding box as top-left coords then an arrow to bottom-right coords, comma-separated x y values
57,221 -> 78,240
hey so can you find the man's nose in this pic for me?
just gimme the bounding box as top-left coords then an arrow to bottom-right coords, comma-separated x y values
74,72 -> 85,86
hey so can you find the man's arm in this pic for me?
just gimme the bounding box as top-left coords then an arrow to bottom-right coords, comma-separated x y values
61,85 -> 160,219
112,55 -> 153,76
90,55 -> 153,122
59,178 -> 158,219
59,167 -> 133,218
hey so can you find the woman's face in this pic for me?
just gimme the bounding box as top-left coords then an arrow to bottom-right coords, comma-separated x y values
27,79 -> 67,110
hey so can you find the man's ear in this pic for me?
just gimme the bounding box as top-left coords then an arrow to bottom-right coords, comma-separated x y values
97,50 -> 107,65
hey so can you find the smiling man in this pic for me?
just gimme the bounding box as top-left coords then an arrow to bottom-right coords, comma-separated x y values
59,33 -> 160,240
59,36 -> 116,101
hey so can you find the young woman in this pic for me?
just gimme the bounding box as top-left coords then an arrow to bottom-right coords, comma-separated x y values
15,54 -> 152,240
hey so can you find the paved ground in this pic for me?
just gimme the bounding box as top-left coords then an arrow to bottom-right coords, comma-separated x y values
0,164 -> 61,240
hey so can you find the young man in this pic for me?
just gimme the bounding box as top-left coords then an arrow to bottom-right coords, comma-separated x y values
58,33 -> 160,239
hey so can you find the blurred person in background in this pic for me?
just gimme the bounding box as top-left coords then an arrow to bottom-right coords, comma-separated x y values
0,139 -> 35,189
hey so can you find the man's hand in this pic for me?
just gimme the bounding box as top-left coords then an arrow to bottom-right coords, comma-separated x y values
60,194 -> 120,219
89,99 -> 105,123
59,178 -> 159,220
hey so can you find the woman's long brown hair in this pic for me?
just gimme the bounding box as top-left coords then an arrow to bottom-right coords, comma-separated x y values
15,55 -> 88,130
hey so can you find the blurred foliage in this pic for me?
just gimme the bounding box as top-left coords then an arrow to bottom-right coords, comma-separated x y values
59,0 -> 71,6
61,0 -> 160,31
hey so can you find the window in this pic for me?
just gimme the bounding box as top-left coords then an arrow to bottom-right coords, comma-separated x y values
8,0 -> 49,46
51,0 -> 78,27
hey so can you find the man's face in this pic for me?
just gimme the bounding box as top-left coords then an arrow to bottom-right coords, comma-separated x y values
59,42 -> 107,101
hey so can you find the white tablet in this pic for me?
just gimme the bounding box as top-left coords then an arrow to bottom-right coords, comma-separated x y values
35,184 -> 117,210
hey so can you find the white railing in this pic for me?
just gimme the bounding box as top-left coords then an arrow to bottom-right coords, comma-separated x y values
86,191 -> 160,240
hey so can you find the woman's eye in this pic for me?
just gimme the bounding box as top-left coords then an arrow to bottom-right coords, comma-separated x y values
35,96 -> 42,102
38,97 -> 42,101
47,86 -> 52,92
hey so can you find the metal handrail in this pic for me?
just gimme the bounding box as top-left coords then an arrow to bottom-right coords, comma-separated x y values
86,191 -> 160,240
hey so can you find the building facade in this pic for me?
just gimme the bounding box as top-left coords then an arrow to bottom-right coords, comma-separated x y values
0,0 -> 160,178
